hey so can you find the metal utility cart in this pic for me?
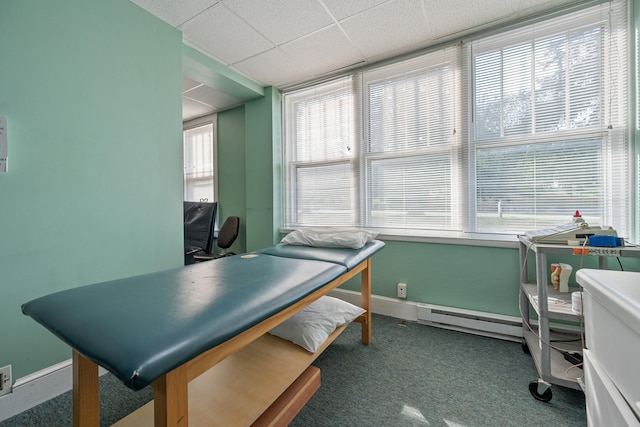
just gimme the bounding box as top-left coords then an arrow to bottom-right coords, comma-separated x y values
518,236 -> 640,402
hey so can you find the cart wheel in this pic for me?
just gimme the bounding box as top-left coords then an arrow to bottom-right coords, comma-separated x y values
529,380 -> 552,402
521,341 -> 530,354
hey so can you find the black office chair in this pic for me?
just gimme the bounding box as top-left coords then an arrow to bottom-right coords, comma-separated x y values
193,216 -> 240,262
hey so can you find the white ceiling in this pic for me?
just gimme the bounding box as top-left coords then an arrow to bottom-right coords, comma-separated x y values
130,0 -> 582,121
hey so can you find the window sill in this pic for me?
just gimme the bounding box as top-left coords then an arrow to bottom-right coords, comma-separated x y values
374,229 -> 519,249
279,228 -> 520,249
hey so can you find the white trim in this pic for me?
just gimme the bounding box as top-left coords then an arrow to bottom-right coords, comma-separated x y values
329,288 -> 420,321
330,289 -> 523,342
330,289 -> 586,345
0,360 -> 107,422
416,302 -> 523,341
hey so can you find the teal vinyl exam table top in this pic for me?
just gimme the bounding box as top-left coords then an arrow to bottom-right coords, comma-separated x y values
22,240 -> 384,391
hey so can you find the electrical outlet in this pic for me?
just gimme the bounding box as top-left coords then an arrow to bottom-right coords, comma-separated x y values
397,282 -> 407,299
0,365 -> 12,397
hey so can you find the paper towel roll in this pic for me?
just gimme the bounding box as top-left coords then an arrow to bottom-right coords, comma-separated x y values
571,291 -> 582,314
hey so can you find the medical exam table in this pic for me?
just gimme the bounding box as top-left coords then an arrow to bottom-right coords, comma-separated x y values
22,240 -> 384,426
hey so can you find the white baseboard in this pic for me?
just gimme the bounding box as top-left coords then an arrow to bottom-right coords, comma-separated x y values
330,289 -> 523,342
0,359 -> 107,422
329,288 -> 420,321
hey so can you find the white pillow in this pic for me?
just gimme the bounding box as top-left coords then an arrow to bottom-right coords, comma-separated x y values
280,227 -> 378,249
269,296 -> 366,352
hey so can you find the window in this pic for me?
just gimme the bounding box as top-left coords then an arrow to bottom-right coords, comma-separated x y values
469,4 -> 629,235
284,77 -> 356,226
363,49 -> 460,231
183,122 -> 216,202
282,0 -> 631,240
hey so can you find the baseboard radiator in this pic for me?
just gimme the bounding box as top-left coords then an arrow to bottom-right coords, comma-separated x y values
416,303 -> 523,342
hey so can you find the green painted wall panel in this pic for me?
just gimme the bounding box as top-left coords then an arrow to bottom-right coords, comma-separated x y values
0,0 -> 184,379
217,107 -> 247,254
245,88 -> 280,251
337,241 -> 522,316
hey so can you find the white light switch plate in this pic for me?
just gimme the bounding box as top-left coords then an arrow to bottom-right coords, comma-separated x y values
0,116 -> 7,172
0,365 -> 11,397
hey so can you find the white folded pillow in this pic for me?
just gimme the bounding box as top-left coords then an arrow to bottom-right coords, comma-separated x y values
280,227 -> 378,249
268,296 -> 365,352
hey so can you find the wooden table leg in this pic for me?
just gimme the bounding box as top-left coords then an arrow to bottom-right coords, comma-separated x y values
361,258 -> 372,345
152,364 -> 189,427
72,350 -> 99,427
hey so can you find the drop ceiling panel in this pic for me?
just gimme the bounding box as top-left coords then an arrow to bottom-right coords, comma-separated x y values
233,48 -> 311,88
183,76 -> 202,92
184,84 -> 242,109
517,0 -> 577,16
224,0 -> 334,45
341,0 -> 431,59
280,25 -> 365,79
181,3 -> 274,65
423,0 -> 520,40
130,0 -> 218,27
182,97 -> 216,122
322,0 -> 390,21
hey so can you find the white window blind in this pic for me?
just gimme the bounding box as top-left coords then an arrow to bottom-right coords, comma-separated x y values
282,0 -> 631,240
362,48 -> 460,231
469,1 -> 629,236
283,77 -> 356,226
183,123 -> 216,202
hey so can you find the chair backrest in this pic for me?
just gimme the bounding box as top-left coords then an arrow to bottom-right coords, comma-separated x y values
217,216 -> 240,250
183,201 -> 217,253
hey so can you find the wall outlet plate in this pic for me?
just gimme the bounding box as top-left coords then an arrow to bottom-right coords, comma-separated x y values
0,116 -> 7,173
0,365 -> 12,397
397,282 -> 407,299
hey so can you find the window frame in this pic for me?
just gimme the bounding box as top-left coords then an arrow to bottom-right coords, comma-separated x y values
183,118 -> 217,204
281,0 -> 633,246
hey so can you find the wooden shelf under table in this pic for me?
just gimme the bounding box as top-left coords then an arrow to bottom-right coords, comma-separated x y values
113,324 -> 347,427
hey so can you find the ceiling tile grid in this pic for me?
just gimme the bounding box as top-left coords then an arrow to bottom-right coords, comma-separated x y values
233,48 -> 311,88
180,3 -> 274,65
129,0 -> 584,120
321,0 -> 391,21
224,0 -> 336,45
338,0 -> 432,60
130,0 -> 219,27
279,25 -> 365,79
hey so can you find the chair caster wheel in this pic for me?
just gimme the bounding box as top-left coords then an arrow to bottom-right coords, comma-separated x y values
529,379 -> 552,402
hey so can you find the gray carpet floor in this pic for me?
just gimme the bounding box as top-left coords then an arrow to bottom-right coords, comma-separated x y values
1,314 -> 586,426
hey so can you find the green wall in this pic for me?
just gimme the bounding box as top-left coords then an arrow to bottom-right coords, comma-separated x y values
0,0 -> 184,379
245,87 -> 283,251
217,106 -> 247,254
341,241 -> 523,313
216,87 -> 283,254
